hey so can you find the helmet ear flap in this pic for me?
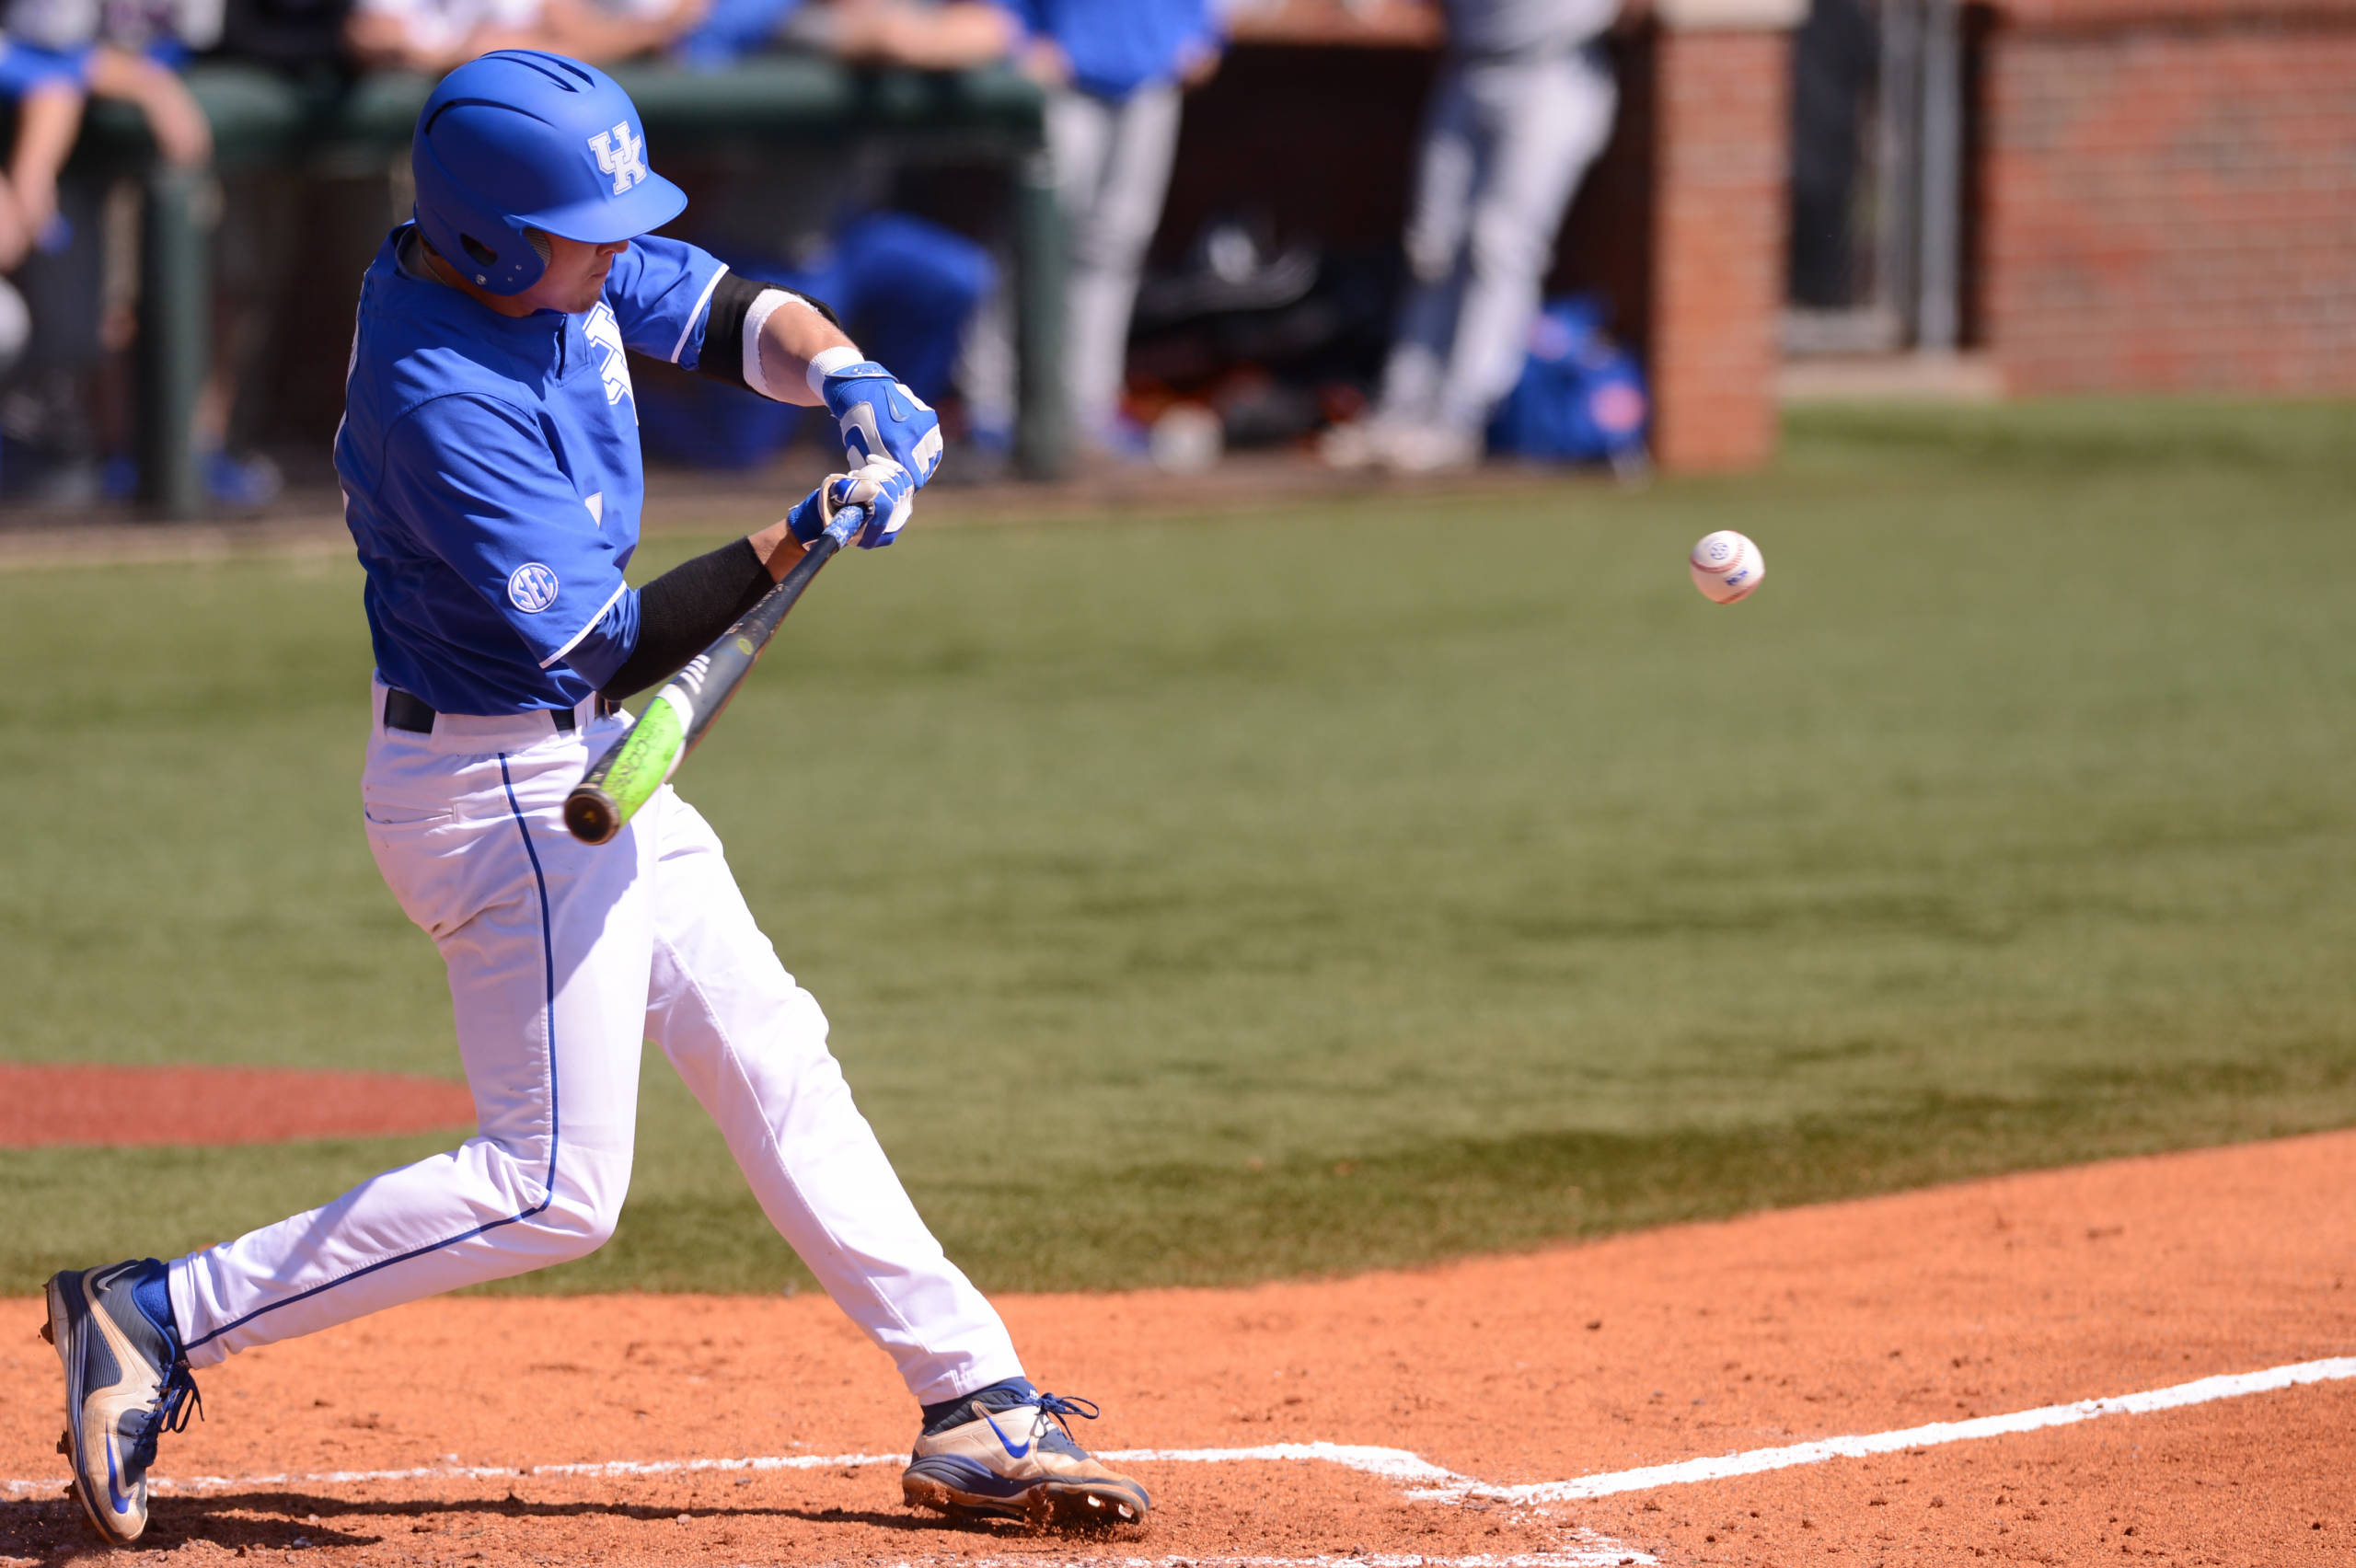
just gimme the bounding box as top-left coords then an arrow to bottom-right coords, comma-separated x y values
410,88 -> 552,294
439,226 -> 548,288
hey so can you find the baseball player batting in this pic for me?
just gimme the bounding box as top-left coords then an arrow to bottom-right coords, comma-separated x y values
39,50 -> 1148,1548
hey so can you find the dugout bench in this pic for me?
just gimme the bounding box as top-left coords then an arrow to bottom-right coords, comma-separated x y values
64,57 -> 1067,518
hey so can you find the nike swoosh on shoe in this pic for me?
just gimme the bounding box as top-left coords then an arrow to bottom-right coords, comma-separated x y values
981,1409 -> 1033,1459
105,1436 -> 133,1516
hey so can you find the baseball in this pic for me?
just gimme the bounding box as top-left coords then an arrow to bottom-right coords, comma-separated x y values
1689,530 -> 1766,605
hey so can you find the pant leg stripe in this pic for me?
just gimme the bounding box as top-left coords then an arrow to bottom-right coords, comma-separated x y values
497,752 -> 563,1200
182,757 -> 562,1353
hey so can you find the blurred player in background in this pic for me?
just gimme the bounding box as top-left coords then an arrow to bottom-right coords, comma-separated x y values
0,5 -> 97,498
678,0 -> 1014,65
0,4 -> 88,267
83,0 -> 303,507
346,0 -> 703,74
963,0 -> 1220,459
640,0 -> 1009,470
344,0 -> 535,71
0,0 -> 224,502
0,17 -> 83,392
1322,0 -> 1622,472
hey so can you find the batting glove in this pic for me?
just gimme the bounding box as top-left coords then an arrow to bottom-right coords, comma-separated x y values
819,359 -> 943,486
787,458 -> 918,550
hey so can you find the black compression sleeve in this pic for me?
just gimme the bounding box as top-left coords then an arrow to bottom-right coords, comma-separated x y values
601,536 -> 776,698
699,272 -> 846,393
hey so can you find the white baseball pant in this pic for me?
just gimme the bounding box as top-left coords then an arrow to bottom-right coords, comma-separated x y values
964,79 -> 1184,443
1380,47 -> 1619,435
1052,80 -> 1184,436
166,686 -> 1024,1407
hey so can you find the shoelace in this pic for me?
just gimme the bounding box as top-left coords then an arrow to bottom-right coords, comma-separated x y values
1029,1391 -> 1101,1443
128,1360 -> 203,1470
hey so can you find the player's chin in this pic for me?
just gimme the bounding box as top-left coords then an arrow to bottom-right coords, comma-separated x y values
569,268 -> 614,314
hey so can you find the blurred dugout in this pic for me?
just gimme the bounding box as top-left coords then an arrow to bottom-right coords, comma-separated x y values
17,0 -> 2342,513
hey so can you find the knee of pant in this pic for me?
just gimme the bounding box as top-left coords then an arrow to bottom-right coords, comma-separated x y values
524,1181 -> 625,1262
1066,210 -> 1152,278
499,1137 -> 630,1262
1467,210 -> 1553,284
1403,229 -> 1459,286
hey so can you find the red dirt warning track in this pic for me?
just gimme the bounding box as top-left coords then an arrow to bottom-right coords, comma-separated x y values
0,1066 -> 475,1147
4,1131 -> 2353,1566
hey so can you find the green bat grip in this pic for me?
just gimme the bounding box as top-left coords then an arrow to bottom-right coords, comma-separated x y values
562,502 -> 866,846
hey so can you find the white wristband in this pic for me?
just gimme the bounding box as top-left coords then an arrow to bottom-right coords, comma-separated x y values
806,343 -> 863,399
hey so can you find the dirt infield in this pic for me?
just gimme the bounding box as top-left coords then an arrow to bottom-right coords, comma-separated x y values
5,1131 -> 2352,1566
0,1066 -> 475,1147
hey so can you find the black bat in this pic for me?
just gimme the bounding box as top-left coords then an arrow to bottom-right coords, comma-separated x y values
562,502 -> 868,846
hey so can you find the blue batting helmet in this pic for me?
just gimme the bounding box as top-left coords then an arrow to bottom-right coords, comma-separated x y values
411,51 -> 687,296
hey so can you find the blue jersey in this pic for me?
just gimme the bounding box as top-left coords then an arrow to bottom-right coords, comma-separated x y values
335,226 -> 730,715
993,0 -> 1215,99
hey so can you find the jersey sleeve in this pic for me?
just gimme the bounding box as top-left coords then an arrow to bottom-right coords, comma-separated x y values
379,393 -> 642,686
601,235 -> 731,374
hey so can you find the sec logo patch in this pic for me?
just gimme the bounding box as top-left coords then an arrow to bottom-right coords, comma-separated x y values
508,562 -> 560,613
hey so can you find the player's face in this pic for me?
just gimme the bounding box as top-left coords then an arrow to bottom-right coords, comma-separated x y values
520,234 -> 629,316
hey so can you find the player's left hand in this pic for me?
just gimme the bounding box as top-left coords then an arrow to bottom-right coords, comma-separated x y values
831,458 -> 917,548
819,361 -> 943,486
786,457 -> 918,550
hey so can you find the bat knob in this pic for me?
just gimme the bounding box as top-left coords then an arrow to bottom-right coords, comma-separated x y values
563,786 -> 621,846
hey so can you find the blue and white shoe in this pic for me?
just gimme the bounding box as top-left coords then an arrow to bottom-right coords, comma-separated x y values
903,1379 -> 1149,1528
43,1260 -> 202,1546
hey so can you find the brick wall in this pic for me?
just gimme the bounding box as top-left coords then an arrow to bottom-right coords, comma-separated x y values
1980,1 -> 2356,392
1650,27 -> 1795,469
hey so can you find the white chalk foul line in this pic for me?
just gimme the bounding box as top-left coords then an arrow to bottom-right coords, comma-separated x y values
0,1450 -> 909,1497
0,1446 -> 1655,1564
871,1555 -> 1649,1568
1100,1443 -> 1465,1482
1408,1355 -> 2356,1505
5,1355 -> 2348,1526
0,1445 -> 1457,1500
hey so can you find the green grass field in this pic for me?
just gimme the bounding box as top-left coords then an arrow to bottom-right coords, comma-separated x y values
4,400 -> 2352,1297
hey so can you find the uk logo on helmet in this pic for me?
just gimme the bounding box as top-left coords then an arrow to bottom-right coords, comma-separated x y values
588,122 -> 649,197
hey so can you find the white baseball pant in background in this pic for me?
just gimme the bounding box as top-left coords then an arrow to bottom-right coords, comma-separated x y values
964,79 -> 1184,444
167,687 -> 1024,1407
1380,46 -> 1619,436
1052,80 -> 1184,437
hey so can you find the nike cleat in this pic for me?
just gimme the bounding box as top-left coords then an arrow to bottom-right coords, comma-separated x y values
903,1381 -> 1149,1528
46,1260 -> 202,1545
